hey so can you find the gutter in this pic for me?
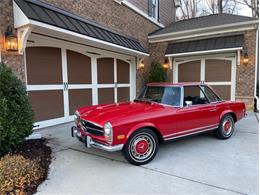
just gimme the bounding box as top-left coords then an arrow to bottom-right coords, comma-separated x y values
148,20 -> 259,43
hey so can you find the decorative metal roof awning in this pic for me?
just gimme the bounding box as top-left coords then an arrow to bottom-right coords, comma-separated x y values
13,0 -> 149,56
165,35 -> 244,57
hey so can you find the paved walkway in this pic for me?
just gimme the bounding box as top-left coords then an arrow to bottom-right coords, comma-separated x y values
36,112 -> 259,195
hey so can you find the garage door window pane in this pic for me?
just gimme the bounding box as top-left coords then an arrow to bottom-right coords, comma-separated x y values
117,59 -> 129,84
67,50 -> 91,84
97,58 -> 114,84
98,88 -> 114,104
205,60 -> 231,82
26,47 -> 62,85
210,85 -> 231,100
28,90 -> 64,121
178,60 -> 201,82
69,89 -> 92,115
118,87 -> 130,102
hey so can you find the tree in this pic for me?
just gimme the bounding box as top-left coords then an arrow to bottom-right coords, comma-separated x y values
201,0 -> 238,15
240,0 -> 259,17
147,62 -> 167,83
178,0 -> 200,19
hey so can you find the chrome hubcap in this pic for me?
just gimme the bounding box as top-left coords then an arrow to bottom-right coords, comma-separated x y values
222,117 -> 233,136
129,133 -> 155,162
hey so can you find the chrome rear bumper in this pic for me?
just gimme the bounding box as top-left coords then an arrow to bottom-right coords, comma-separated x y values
71,126 -> 123,152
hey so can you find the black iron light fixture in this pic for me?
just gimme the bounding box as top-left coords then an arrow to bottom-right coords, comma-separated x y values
4,26 -> 18,52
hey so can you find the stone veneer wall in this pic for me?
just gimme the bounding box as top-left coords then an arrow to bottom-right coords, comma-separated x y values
0,0 -> 25,82
236,30 -> 257,110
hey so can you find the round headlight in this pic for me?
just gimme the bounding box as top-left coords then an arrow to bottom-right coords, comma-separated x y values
104,122 -> 113,144
74,110 -> 80,125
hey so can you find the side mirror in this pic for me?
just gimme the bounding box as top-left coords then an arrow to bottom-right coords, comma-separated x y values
185,101 -> 193,107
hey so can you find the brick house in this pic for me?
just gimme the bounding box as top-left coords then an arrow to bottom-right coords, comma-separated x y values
0,0 -> 258,129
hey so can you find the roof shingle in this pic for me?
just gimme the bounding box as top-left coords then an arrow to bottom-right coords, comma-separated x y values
149,14 -> 258,36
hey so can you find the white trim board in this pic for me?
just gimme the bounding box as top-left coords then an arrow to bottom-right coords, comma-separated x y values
166,47 -> 243,57
121,1 -> 164,28
30,20 -> 149,57
148,20 -> 258,43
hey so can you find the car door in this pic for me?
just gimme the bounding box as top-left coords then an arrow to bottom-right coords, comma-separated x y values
175,86 -> 219,137
200,85 -> 223,125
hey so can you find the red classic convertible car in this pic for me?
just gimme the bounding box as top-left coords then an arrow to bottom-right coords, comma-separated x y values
71,83 -> 246,165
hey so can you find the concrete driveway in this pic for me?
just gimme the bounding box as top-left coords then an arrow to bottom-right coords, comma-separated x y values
36,112 -> 258,195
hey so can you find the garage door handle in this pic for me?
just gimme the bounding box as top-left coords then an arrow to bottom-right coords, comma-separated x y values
63,82 -> 69,91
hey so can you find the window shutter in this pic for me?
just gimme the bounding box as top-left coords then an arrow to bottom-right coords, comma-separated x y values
148,0 -> 152,17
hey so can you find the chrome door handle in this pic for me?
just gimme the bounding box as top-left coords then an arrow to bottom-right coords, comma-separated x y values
210,109 -> 217,112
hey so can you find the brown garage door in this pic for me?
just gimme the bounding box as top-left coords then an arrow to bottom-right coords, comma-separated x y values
97,58 -> 130,104
176,57 -> 234,100
26,47 -> 64,122
26,47 -> 132,127
205,59 -> 232,100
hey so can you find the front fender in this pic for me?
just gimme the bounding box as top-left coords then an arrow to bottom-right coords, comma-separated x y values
126,122 -> 158,139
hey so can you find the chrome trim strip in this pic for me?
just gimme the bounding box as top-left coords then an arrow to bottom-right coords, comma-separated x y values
88,137 -> 124,152
81,118 -> 103,128
164,126 -> 218,141
163,123 -> 219,138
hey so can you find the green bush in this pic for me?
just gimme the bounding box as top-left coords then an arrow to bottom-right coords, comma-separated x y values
147,62 -> 167,83
0,154 -> 42,194
0,63 -> 34,156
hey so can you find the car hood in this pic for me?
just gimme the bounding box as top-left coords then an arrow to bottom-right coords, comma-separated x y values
78,101 -> 170,126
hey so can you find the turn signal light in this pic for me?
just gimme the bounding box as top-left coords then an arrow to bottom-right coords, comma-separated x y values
117,135 -> 125,140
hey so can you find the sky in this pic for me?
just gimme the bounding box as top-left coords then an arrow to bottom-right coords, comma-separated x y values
176,0 -> 254,18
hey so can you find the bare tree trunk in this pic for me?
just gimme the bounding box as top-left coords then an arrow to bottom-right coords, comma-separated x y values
218,0 -> 223,14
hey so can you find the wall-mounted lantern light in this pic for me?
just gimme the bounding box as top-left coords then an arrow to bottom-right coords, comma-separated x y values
139,60 -> 145,70
163,58 -> 169,69
4,26 -> 18,52
243,51 -> 249,65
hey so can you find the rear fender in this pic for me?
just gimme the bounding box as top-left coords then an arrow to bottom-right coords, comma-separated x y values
219,110 -> 236,122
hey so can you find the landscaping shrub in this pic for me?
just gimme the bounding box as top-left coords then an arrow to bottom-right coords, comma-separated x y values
0,154 -> 42,194
147,62 -> 167,83
0,63 -> 34,156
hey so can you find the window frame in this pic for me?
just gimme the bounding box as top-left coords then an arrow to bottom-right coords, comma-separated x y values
199,85 -> 223,103
148,0 -> 159,21
182,85 -> 211,107
137,86 -> 183,108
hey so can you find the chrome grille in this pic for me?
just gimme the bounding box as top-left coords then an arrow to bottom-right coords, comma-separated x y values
80,119 -> 104,136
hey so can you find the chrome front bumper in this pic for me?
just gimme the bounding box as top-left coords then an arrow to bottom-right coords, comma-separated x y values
71,126 -> 123,152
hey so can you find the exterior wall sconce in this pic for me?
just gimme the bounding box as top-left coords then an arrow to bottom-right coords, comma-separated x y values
163,58 -> 169,69
242,51 -> 249,65
139,60 -> 145,70
4,26 -> 18,52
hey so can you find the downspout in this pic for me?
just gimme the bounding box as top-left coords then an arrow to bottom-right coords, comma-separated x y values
254,27 -> 259,111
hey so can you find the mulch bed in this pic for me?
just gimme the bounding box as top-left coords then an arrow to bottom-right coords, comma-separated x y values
14,139 -> 52,194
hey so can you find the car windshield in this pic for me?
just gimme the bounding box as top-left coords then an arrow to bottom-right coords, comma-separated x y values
136,86 -> 181,106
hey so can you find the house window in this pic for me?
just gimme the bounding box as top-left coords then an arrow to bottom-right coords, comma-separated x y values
148,0 -> 159,21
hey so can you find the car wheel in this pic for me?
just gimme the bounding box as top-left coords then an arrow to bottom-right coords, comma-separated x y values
122,128 -> 158,165
214,114 -> 235,139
